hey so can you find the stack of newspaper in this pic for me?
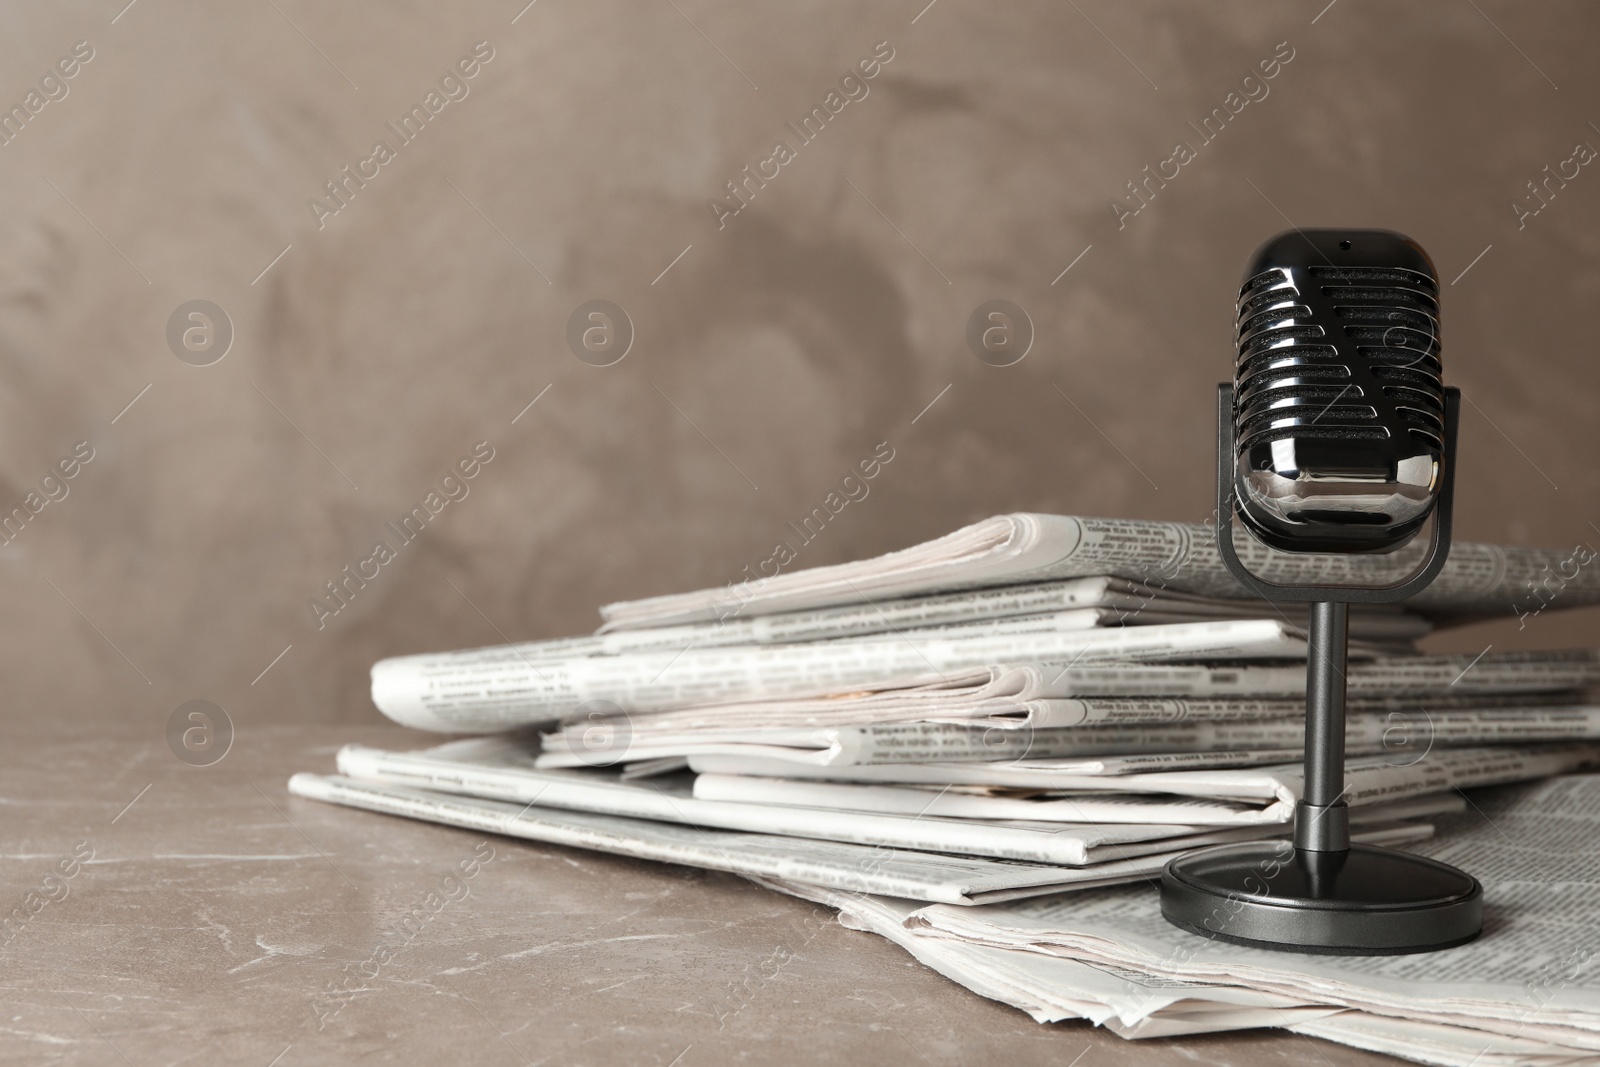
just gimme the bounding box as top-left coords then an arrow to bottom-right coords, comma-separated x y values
290,514 -> 1600,1064
755,772 -> 1600,1064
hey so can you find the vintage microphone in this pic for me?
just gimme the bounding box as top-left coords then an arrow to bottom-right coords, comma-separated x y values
1159,228 -> 1483,954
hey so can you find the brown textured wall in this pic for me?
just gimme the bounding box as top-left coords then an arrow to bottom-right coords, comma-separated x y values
3,1 -> 1598,733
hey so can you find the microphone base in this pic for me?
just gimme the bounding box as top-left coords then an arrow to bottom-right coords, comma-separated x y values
1160,842 -> 1482,956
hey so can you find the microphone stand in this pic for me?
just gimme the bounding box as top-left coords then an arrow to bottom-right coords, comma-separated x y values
1158,384 -> 1482,955
1301,600 -> 1349,855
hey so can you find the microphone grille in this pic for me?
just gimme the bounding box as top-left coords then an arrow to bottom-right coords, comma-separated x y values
1234,263 -> 1444,457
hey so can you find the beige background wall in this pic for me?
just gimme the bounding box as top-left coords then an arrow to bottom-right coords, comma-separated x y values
3,0 -> 1597,733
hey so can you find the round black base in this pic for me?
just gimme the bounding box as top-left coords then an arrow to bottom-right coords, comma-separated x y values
1160,842 -> 1483,956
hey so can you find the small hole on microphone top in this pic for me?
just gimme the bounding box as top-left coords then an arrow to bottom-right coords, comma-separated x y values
1338,240 -> 1352,250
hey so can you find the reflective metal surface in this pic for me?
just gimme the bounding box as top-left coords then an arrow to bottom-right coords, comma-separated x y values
1232,229 -> 1447,554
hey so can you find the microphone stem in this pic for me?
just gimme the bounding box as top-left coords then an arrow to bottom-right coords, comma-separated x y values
1297,600 -> 1351,853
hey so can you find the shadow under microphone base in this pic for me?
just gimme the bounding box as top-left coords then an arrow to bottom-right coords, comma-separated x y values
1157,384 -> 1483,956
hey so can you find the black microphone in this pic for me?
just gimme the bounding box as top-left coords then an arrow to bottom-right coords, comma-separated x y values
1232,229 -> 1446,554
1160,228 -> 1481,957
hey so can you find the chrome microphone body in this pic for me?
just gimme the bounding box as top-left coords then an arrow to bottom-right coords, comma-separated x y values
1233,229 -> 1446,554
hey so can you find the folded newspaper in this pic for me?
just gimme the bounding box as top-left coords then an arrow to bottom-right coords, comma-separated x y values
304,512 -> 1600,1066
372,618 -> 1325,733
369,514 -> 1599,734
298,767 -> 1464,904
752,784 -> 1600,1063
597,514 -> 1600,628
534,705 -> 1600,768
535,652 -> 1600,737
753,871 -> 1600,1060
902,775 -> 1600,1063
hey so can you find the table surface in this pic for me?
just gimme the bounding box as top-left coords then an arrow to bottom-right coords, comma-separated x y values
0,726 -> 1409,1066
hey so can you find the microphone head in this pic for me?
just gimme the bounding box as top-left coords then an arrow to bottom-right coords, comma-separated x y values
1232,228 -> 1446,555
